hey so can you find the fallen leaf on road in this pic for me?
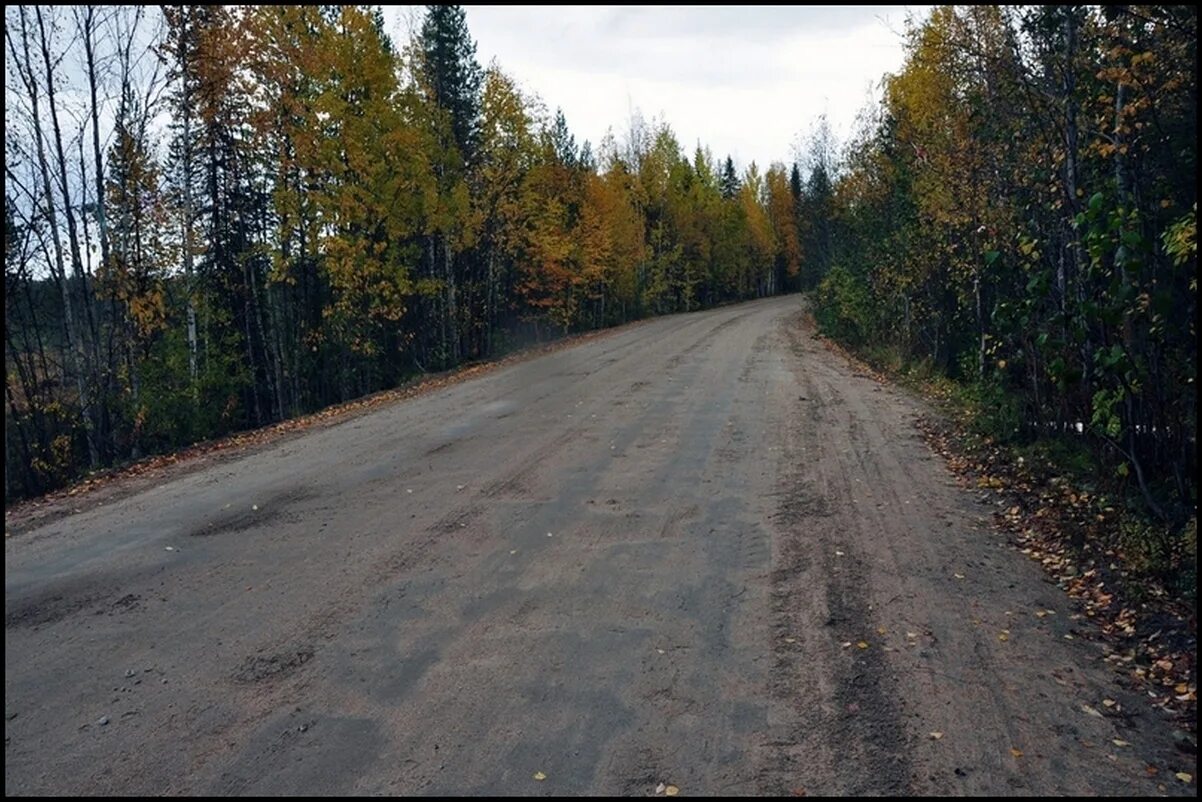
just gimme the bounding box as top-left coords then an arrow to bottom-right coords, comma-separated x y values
998,632 -> 1009,642
1081,704 -> 1104,717
876,627 -> 887,635
1112,739 -> 1131,747
1010,748 -> 1023,758
533,771 -> 546,781
1176,772 -> 1192,783
1102,699 -> 1116,707
929,731 -> 944,740
665,785 -> 679,796
857,641 -> 869,649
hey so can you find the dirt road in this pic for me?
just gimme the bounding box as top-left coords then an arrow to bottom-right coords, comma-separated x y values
5,296 -> 1191,795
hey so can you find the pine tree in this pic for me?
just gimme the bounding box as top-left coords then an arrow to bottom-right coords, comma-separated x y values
420,5 -> 483,164
719,156 -> 740,200
161,5 -> 202,395
579,140 -> 595,172
550,108 -> 577,169
803,160 -> 833,289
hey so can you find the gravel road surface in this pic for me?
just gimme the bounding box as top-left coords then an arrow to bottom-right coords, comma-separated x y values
5,296 -> 1190,795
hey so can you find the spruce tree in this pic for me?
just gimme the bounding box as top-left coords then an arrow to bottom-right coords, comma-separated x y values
805,160 -> 833,288
420,5 -> 483,163
550,108 -> 578,169
578,140 -> 595,172
719,156 -> 740,200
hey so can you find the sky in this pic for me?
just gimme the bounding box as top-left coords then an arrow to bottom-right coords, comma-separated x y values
385,5 -> 932,170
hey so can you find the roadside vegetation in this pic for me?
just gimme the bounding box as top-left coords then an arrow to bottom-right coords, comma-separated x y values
808,5 -> 1196,728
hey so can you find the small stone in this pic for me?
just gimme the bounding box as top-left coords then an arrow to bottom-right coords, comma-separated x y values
97,716 -> 109,726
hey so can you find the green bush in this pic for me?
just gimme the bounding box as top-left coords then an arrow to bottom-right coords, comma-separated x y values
814,265 -> 872,345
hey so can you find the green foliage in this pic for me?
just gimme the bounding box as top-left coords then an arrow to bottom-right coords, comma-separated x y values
814,265 -> 872,345
1118,513 -> 1194,602
810,5 -> 1196,539
419,4 -> 483,163
962,379 -> 1023,444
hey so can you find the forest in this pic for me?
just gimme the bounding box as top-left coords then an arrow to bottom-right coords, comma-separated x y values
813,5 -> 1195,584
4,3 -> 1197,584
5,5 -> 812,502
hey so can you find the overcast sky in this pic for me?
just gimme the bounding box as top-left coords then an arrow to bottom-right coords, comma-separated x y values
386,5 -> 931,170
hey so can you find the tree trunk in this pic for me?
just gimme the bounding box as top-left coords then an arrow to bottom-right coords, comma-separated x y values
82,6 -> 112,285
36,6 -> 103,468
12,8 -> 96,468
444,234 -> 459,365
177,8 -> 200,396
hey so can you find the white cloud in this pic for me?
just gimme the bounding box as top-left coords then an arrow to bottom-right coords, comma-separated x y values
384,5 -> 931,169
